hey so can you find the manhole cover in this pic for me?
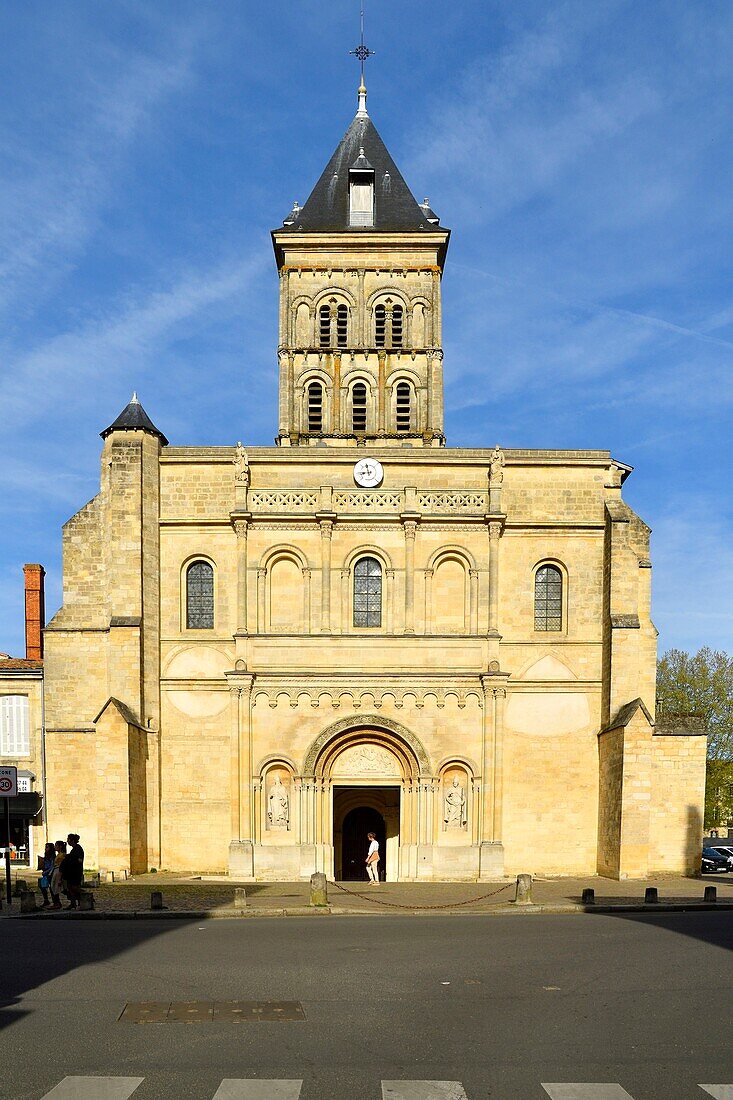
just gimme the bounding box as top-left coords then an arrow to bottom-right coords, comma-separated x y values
119,1000 -> 305,1023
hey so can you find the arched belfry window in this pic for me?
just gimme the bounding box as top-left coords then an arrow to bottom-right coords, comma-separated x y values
336,304 -> 348,348
374,304 -> 386,348
534,564 -> 563,631
354,557 -> 382,628
319,305 -> 330,348
352,382 -> 367,432
307,381 -> 323,432
186,561 -> 214,629
392,304 -> 403,347
395,381 -> 412,432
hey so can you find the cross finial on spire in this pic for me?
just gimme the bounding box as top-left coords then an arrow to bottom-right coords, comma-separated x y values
350,4 -> 374,117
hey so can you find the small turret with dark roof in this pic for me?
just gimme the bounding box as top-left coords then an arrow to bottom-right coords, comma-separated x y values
101,392 -> 169,446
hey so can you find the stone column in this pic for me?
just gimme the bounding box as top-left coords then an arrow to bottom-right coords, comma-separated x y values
318,517 -> 334,633
358,270 -> 366,346
377,351 -> 387,434
341,568 -> 350,634
487,519 -> 504,656
430,350 -> 444,437
278,348 -> 289,437
469,568 -> 479,634
333,352 -> 342,433
402,515 -> 419,634
424,568 -> 434,634
227,670 -> 255,879
385,569 -> 395,633
479,674 -> 506,878
233,519 -> 250,634
257,568 -> 266,633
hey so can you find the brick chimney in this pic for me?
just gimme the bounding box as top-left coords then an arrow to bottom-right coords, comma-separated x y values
23,564 -> 45,661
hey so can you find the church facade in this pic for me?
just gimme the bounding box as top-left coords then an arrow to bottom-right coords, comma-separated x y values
41,84 -> 706,881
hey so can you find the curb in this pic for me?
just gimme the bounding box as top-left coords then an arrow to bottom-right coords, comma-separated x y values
9,901 -> 733,920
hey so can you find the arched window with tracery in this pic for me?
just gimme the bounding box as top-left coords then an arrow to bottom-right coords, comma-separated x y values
352,382 -> 367,433
319,305 -> 331,348
395,381 -> 412,433
534,564 -> 563,631
353,556 -> 382,628
374,304 -> 386,348
307,381 -> 323,432
186,561 -> 214,629
391,304 -> 403,347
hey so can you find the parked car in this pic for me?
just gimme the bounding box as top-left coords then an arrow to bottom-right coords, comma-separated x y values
709,845 -> 733,870
702,847 -> 730,873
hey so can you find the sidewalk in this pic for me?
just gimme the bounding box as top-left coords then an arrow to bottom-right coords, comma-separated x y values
6,870 -> 733,918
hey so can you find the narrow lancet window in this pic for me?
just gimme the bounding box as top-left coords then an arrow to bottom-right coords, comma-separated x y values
336,304 -> 348,348
375,305 -> 386,348
396,381 -> 412,432
352,382 -> 367,432
354,557 -> 382,628
319,305 -> 331,348
534,565 -> 563,631
187,561 -> 214,629
307,381 -> 323,432
392,305 -> 403,347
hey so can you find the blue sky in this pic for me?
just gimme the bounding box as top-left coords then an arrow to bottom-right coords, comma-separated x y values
1,0 -> 731,658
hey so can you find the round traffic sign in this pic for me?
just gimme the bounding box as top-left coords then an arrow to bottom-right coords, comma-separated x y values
0,777 -> 12,792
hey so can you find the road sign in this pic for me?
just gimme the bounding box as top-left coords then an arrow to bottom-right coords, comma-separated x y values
0,766 -> 17,797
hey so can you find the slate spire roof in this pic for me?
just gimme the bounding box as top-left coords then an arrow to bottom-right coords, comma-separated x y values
278,86 -> 445,235
100,392 -> 169,446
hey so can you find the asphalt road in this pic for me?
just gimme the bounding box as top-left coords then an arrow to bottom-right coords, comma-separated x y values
1,911 -> 732,1100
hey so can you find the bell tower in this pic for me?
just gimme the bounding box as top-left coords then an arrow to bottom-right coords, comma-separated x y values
271,78 -> 450,447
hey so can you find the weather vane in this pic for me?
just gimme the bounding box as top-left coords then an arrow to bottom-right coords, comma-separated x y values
350,4 -> 375,84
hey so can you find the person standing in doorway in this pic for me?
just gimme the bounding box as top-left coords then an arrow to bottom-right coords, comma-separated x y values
365,831 -> 380,885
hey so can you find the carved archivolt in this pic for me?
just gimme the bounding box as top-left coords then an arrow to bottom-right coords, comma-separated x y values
303,713 -> 431,777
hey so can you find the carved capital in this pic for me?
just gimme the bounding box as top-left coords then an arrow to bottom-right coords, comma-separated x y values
488,521 -> 503,542
320,519 -> 334,539
233,520 -> 249,540
403,519 -> 418,541
492,687 -> 507,699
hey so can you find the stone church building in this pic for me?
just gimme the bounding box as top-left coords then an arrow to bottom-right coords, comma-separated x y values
41,81 -> 706,881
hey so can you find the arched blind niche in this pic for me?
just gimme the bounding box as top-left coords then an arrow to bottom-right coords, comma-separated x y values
187,561 -> 214,629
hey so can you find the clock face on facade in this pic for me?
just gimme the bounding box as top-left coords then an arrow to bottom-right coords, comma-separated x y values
353,458 -> 384,488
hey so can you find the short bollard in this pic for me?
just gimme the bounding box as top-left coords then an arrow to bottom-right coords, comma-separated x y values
581,888 -> 595,905
704,885 -> 717,903
309,871 -> 328,907
12,879 -> 28,898
514,874 -> 532,905
644,887 -> 658,904
79,891 -> 95,911
234,887 -> 247,909
20,891 -> 37,913
150,890 -> 163,911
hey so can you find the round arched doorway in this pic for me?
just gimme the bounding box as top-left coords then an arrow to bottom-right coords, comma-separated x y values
339,806 -> 386,882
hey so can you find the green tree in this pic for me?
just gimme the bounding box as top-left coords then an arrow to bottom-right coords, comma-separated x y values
657,647 -> 733,829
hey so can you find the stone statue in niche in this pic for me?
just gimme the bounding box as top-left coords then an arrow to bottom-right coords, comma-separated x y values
443,775 -> 467,828
267,774 -> 289,828
489,444 -> 505,486
233,441 -> 250,486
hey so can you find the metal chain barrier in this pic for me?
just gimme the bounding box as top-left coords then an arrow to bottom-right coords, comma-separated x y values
329,879 -> 513,911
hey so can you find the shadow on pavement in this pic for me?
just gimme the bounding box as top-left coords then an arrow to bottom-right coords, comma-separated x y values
0,916 -> 197,1033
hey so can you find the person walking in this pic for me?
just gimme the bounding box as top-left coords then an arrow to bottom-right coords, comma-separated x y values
60,833 -> 84,910
365,831 -> 380,885
37,842 -> 56,908
50,840 -> 67,910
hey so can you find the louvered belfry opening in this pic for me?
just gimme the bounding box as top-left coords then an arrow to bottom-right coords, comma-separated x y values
391,305 -> 403,347
352,382 -> 367,432
396,381 -> 412,432
319,305 -> 330,348
307,381 -> 323,432
336,304 -> 348,347
375,304 -> 386,347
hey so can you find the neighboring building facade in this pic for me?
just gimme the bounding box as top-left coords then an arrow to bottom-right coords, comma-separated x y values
41,83 -> 706,880
0,565 -> 46,865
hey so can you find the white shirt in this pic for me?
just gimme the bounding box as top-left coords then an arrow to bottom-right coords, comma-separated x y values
368,839 -> 379,857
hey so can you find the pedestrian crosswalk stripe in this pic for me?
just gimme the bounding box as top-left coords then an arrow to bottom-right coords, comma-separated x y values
211,1083 -> 303,1099
699,1089 -> 733,1099
40,1078 -> 144,1099
542,1088 -> 634,1099
382,1084 -> 468,1099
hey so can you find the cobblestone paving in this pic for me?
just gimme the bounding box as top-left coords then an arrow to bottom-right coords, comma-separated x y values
67,871 -> 733,914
